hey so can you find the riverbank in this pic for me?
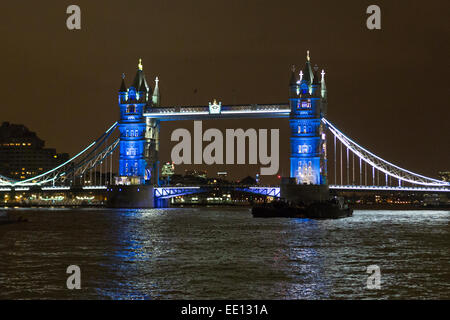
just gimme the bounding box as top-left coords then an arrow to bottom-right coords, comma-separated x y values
2,202 -> 448,211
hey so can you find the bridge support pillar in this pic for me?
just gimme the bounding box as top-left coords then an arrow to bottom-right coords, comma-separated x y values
281,178 -> 329,204
154,197 -> 169,208
107,185 -> 155,208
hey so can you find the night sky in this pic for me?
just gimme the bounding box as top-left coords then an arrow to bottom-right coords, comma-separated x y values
1,1 -> 449,183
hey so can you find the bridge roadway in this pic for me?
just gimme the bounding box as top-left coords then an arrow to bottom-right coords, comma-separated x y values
2,184 -> 449,199
153,185 -> 450,199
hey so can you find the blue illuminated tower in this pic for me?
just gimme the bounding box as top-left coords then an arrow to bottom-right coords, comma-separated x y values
289,51 -> 328,185
117,59 -> 149,185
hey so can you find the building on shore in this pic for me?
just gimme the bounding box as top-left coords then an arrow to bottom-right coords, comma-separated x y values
438,172 -> 450,182
0,122 -> 69,180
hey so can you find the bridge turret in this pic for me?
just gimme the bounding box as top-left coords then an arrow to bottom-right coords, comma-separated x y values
152,77 -> 160,107
311,65 -> 321,98
321,69 -> 327,102
118,74 -> 127,103
289,65 -> 299,98
145,77 -> 161,185
138,80 -> 149,102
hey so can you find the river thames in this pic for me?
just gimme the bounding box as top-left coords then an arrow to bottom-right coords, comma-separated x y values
0,208 -> 448,299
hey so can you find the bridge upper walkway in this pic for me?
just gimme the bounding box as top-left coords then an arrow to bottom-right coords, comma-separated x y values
144,103 -> 290,121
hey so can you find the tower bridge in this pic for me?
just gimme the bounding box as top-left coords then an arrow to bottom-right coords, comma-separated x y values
1,52 -> 449,208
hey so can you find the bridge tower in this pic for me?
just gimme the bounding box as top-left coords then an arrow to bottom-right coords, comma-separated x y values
116,59 -> 149,185
288,51 -> 328,185
282,51 -> 329,203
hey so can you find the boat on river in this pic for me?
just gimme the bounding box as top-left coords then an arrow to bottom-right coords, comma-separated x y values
252,197 -> 352,219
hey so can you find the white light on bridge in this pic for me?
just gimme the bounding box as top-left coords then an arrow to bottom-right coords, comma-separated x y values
82,186 -> 107,190
41,186 -> 71,191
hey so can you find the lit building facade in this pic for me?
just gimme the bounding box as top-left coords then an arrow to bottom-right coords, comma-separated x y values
438,172 -> 450,182
288,52 -> 328,185
0,122 -> 69,179
161,162 -> 175,177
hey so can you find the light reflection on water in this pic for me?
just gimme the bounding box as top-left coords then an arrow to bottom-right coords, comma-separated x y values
0,208 -> 448,299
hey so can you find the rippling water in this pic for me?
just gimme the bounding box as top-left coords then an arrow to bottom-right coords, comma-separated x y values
0,207 -> 448,299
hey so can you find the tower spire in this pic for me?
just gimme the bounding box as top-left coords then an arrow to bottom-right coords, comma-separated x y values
289,65 -> 297,85
119,73 -> 127,92
132,58 -> 150,92
312,64 -> 321,85
321,69 -> 327,99
302,50 -> 314,84
152,76 -> 160,107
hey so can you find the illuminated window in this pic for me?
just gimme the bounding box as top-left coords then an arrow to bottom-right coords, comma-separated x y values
301,99 -> 311,108
298,126 -> 301,134
126,148 -> 137,156
303,126 -> 307,133
126,105 -> 136,113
